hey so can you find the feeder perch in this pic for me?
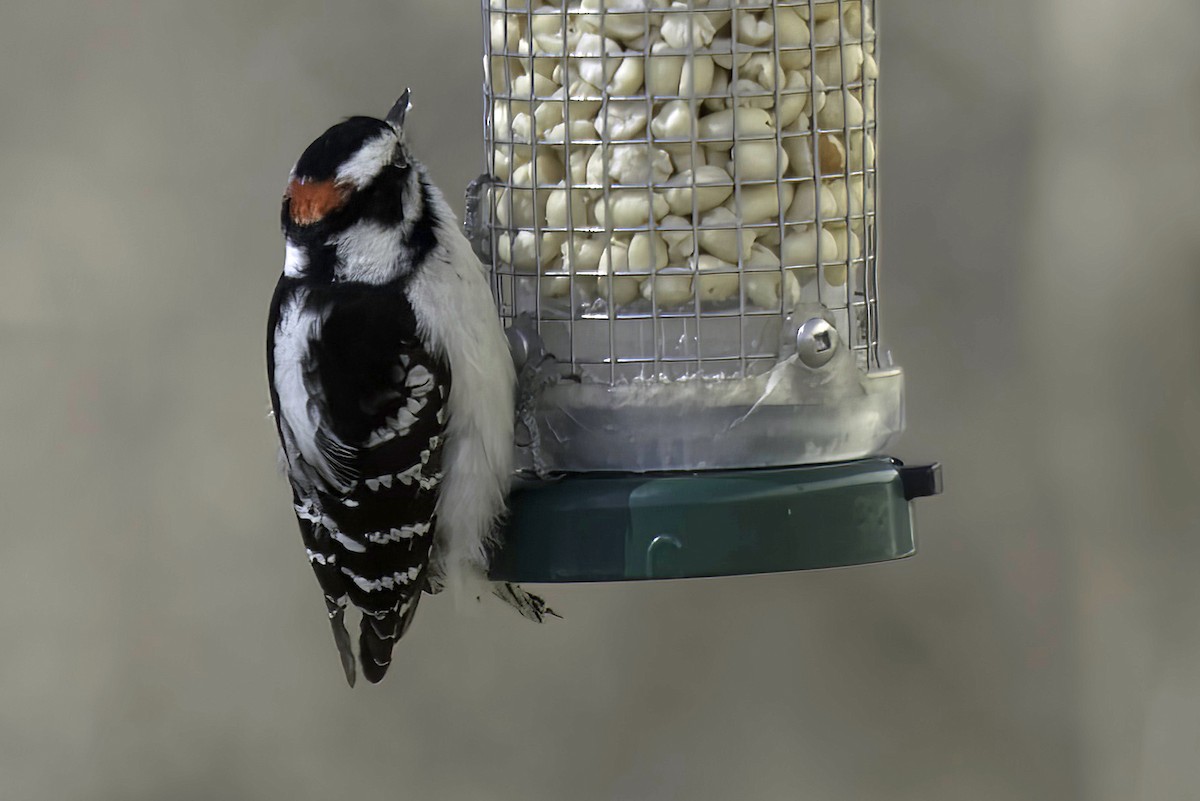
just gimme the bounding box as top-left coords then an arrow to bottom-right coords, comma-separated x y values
468,0 -> 941,582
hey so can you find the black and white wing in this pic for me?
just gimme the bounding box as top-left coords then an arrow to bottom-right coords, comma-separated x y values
268,280 -> 449,685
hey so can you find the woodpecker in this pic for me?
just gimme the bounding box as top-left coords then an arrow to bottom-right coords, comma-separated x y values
267,92 -> 553,686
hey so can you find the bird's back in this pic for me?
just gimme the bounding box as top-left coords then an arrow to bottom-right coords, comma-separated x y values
268,276 -> 450,684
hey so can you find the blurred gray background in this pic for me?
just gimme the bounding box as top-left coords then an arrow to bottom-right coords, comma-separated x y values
3,1 -> 1199,799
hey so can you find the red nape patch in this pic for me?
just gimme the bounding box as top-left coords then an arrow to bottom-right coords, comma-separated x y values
286,178 -> 349,226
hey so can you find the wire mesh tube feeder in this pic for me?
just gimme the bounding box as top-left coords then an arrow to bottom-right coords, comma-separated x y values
467,0 -> 941,582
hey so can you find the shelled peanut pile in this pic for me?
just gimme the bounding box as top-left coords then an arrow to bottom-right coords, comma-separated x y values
486,0 -> 875,314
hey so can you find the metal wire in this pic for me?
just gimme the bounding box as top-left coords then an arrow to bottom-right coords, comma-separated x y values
480,0 -> 880,382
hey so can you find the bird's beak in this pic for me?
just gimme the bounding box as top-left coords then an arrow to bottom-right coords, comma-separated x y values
385,89 -> 412,131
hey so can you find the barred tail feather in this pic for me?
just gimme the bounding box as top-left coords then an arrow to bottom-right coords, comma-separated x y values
326,597 -> 357,688
357,594 -> 423,684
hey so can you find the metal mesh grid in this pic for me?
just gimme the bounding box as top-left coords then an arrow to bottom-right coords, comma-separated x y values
480,0 -> 878,384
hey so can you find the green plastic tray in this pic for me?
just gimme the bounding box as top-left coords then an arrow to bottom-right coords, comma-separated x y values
488,457 -> 941,583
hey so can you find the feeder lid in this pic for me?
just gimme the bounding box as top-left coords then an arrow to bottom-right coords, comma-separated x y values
489,457 -> 941,583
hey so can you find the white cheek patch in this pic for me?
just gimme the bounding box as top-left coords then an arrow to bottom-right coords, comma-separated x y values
329,221 -> 407,284
336,132 -> 397,189
284,240 -> 307,277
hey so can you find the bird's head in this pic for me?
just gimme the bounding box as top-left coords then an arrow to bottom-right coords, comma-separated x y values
281,91 -> 422,280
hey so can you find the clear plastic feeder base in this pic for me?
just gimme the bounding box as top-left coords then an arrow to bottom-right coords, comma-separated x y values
523,366 -> 903,472
488,457 -> 941,583
508,313 -> 905,473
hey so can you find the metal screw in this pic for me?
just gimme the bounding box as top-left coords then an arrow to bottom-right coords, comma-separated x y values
796,317 -> 839,368
505,321 -> 535,370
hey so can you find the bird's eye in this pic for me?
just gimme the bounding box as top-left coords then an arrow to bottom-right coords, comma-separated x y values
393,143 -> 409,169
